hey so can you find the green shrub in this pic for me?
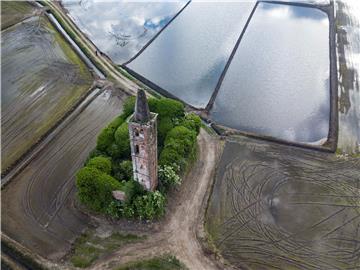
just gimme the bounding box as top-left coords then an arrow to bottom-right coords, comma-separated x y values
106,200 -> 123,219
158,165 -> 181,192
155,98 -> 184,119
87,156 -> 112,174
123,96 -> 136,118
147,98 -> 184,120
165,126 -> 196,156
116,254 -> 186,270
133,191 -> 166,220
122,203 -> 136,218
159,148 -> 184,171
96,127 -> 115,152
114,122 -> 130,159
108,115 -> 125,130
159,126 -> 197,171
181,113 -> 201,134
113,160 -> 133,181
85,148 -> 107,165
76,167 -> 123,212
123,180 -> 144,202
96,115 -> 125,152
158,117 -> 174,146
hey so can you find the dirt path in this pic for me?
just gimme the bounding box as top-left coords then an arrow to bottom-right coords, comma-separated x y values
91,130 -> 222,270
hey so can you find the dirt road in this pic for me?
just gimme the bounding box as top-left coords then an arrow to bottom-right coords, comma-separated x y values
91,130 -> 223,270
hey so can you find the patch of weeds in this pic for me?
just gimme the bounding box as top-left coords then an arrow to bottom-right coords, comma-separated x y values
201,123 -> 217,136
116,254 -> 187,270
70,231 -> 144,268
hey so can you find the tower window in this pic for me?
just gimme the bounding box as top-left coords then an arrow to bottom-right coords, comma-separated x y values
135,145 -> 139,154
135,129 -> 139,136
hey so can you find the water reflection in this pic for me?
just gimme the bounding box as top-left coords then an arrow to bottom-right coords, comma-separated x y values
127,1 -> 256,108
62,0 -> 187,64
336,0 -> 360,153
210,3 -> 330,144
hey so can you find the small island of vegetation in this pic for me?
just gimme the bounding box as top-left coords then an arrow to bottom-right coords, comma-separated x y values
76,95 -> 201,220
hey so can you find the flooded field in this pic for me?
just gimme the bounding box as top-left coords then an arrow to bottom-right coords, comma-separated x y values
206,137 -> 360,270
336,0 -> 360,154
1,88 -> 126,259
127,1 -> 255,108
1,1 -> 36,30
62,0 -> 187,64
1,14 -> 92,172
210,3 -> 330,144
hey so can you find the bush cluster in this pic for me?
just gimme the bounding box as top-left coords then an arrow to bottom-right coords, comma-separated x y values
76,96 -> 201,220
76,166 -> 122,212
159,115 -> 200,173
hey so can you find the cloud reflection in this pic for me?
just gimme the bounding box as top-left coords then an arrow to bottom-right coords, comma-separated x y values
62,0 -> 187,64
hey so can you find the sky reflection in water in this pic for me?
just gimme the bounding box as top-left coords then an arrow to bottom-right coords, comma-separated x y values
62,0 -> 187,64
127,1 -> 256,108
210,3 -> 330,144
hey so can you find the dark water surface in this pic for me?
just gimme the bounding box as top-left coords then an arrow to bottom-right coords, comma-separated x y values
210,3 -> 330,144
127,1 -> 255,108
62,0 -> 187,64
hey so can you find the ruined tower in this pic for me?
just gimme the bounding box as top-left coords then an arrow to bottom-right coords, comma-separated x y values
128,89 -> 158,191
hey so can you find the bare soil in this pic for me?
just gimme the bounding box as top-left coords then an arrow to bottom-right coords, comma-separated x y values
1,88 -> 127,261
1,14 -> 92,172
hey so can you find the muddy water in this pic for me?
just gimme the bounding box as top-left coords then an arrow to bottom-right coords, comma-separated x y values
210,3 -> 330,145
62,0 -> 187,64
127,1 -> 255,108
1,88 -> 126,259
336,0 -> 360,154
1,16 -> 92,172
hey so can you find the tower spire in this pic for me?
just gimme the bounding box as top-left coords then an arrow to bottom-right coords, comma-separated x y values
134,89 -> 150,123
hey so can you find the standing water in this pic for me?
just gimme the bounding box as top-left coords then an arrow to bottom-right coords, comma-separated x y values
210,3 -> 330,144
127,1 -> 256,108
61,0 -> 187,64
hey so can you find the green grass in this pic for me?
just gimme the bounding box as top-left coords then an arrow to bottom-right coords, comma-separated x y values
116,254 -> 187,270
70,231 -> 144,268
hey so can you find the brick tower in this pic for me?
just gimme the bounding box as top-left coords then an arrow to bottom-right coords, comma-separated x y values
128,89 -> 158,191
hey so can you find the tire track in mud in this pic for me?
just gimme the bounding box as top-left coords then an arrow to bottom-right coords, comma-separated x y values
1,88 -> 128,260
1,15 -> 93,172
207,138 -> 360,270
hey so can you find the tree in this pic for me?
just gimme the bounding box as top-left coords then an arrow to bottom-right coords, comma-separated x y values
76,167 -> 122,212
113,122 -> 130,159
113,160 -> 133,181
86,156 -> 112,175
181,113 -> 201,134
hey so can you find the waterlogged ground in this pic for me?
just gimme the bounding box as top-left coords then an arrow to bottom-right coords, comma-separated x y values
62,0 -> 187,64
0,1 -> 36,30
2,88 -> 126,260
336,1 -> 360,154
1,14 -> 92,172
206,137 -> 360,270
